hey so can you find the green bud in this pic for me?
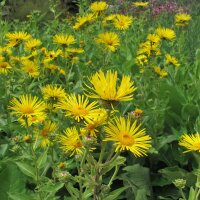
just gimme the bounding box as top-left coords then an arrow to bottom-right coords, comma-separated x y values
173,178 -> 186,189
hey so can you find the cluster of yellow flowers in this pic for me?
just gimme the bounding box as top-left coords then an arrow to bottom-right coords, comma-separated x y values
135,27 -> 180,77
9,69 -> 152,157
0,1 -> 195,158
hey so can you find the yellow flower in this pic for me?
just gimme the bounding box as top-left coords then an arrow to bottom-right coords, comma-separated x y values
24,39 -> 41,51
137,41 -> 161,57
147,34 -> 160,44
65,48 -> 84,54
135,54 -> 148,66
57,94 -> 99,122
175,13 -> 191,26
90,1 -> 108,13
154,66 -> 168,78
42,84 -> 67,102
132,2 -> 149,7
9,94 -> 46,126
43,49 -> 62,63
102,14 -> 116,26
104,116 -> 151,157
165,54 -> 180,67
6,31 -> 31,47
39,121 -> 58,148
113,14 -> 133,30
73,13 -> 96,29
44,63 -> 59,73
133,108 -> 143,118
156,28 -> 176,41
83,108 -> 107,137
85,70 -> 136,102
96,32 -> 120,52
21,60 -> 40,77
0,62 -> 12,74
179,133 -> 200,153
53,34 -> 75,46
58,127 -> 84,156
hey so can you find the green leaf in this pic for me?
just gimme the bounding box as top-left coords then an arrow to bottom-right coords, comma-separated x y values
120,164 -> 151,199
0,163 -> 26,200
65,182 -> 80,199
36,149 -> 48,169
15,162 -> 36,180
8,192 -> 36,200
104,186 -> 128,200
0,144 -> 8,157
135,188 -> 148,200
188,187 -> 195,200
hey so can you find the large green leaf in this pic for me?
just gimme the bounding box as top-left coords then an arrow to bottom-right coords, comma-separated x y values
159,166 -> 196,186
119,164 -> 151,199
15,162 -> 36,180
36,149 -> 48,169
0,163 -> 26,200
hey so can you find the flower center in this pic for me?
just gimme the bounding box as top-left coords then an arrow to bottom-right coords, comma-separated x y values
75,106 -> 88,116
41,129 -> 49,137
21,106 -> 34,114
119,132 -> 135,146
75,141 -> 82,148
195,142 -> 200,150
0,63 -> 7,69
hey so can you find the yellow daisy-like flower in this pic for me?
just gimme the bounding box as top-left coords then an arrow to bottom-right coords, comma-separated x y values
65,48 -> 84,54
42,84 -> 67,102
90,1 -> 108,13
179,133 -> 200,153
96,32 -> 120,52
147,34 -> 160,44
132,2 -> 149,7
102,14 -> 116,26
6,31 -> 31,47
53,34 -> 75,46
104,116 -> 151,157
165,54 -> 180,67
156,28 -> 176,41
0,62 -> 12,74
39,121 -> 58,148
0,56 -> 5,62
73,13 -> 96,29
57,94 -> 99,122
83,108 -> 107,137
9,94 -> 46,126
24,38 -> 41,51
113,14 -> 133,30
58,127 -> 84,156
21,60 -> 40,77
137,41 -> 161,57
85,70 -> 136,102
154,66 -> 168,78
175,13 -> 191,26
135,54 -> 148,66
43,49 -> 62,63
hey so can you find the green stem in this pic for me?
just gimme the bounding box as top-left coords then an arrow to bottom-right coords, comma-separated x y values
107,166 -> 119,188
179,188 -> 186,200
102,151 -> 120,167
98,142 -> 106,164
196,188 -> 200,200
80,148 -> 88,169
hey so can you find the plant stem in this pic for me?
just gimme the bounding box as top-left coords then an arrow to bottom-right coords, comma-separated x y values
102,151 -> 120,167
107,165 -> 119,188
179,188 -> 187,200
